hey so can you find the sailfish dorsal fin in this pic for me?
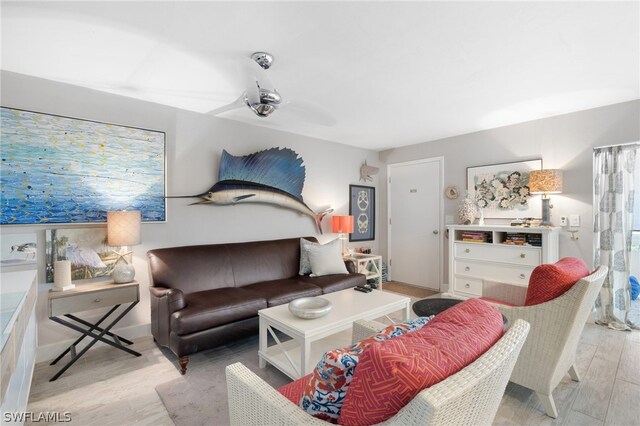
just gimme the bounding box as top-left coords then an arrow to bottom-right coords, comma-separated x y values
218,148 -> 306,201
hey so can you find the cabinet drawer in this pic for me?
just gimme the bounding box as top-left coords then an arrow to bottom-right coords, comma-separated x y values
455,243 -> 541,266
455,260 -> 532,286
453,276 -> 482,296
50,285 -> 139,317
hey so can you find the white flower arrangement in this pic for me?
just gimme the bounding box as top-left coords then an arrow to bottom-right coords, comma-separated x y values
474,171 -> 531,210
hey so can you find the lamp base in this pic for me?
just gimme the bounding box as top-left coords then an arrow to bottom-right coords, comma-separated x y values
540,197 -> 553,227
112,261 -> 135,284
340,234 -> 350,257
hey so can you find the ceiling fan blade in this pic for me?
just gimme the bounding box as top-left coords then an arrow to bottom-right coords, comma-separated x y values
207,93 -> 246,116
282,100 -> 337,126
238,56 -> 277,99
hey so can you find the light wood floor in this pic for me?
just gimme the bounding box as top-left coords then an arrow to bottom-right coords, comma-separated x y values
26,304 -> 640,425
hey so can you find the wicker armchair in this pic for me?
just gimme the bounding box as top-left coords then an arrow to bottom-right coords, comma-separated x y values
226,319 -> 530,426
482,265 -> 608,418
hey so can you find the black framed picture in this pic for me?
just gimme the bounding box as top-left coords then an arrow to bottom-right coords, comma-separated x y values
349,184 -> 375,241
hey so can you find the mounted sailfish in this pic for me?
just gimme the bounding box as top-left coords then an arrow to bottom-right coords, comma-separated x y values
173,148 -> 332,233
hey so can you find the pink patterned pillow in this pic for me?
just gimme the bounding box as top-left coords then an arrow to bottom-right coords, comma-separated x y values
297,316 -> 432,422
524,257 -> 589,306
338,299 -> 503,426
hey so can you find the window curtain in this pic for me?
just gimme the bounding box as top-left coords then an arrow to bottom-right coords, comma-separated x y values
593,143 -> 639,330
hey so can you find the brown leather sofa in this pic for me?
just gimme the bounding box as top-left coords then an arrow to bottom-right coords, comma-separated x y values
147,237 -> 365,374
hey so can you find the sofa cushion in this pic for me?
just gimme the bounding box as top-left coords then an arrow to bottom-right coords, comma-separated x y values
298,274 -> 364,294
338,298 -> 504,426
279,373 -> 313,404
171,288 -> 267,335
297,317 -> 433,422
226,238 -> 302,287
147,244 -> 236,294
242,279 -> 322,307
524,257 -> 589,306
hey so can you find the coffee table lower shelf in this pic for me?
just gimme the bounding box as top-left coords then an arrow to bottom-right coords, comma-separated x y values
259,333 -> 350,380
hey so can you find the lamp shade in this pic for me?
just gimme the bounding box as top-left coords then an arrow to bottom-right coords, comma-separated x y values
107,210 -> 141,246
332,215 -> 354,234
529,169 -> 563,194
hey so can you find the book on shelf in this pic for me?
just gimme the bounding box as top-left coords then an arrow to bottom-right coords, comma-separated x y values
460,231 -> 492,243
501,232 -> 542,246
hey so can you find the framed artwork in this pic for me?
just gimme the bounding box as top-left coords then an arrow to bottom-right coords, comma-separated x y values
466,159 -> 542,219
45,227 -> 116,283
0,233 -> 38,267
349,184 -> 375,241
0,107 -> 166,225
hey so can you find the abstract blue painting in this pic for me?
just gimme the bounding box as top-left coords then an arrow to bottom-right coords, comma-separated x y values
0,107 -> 165,224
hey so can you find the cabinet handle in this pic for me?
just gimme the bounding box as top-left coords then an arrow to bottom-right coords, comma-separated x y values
465,248 -> 470,253
465,283 -> 470,288
520,253 -> 526,258
519,274 -> 526,279
464,266 -> 470,271
94,298 -> 102,303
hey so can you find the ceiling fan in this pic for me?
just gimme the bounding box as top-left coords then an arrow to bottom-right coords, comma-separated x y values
209,52 -> 335,125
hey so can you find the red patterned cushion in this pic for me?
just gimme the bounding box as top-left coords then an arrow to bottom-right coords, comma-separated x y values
338,298 -> 503,426
278,374 -> 312,404
524,257 -> 589,306
296,317 -> 433,422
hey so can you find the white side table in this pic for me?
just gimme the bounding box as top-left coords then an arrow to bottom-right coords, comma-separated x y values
344,253 -> 383,289
48,280 -> 141,381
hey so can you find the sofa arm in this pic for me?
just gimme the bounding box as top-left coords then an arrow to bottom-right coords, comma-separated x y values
344,259 -> 357,274
149,286 -> 186,346
149,286 -> 186,312
226,363 -> 326,426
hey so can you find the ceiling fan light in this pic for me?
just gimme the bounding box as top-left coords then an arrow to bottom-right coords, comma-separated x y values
250,103 -> 276,117
259,88 -> 281,105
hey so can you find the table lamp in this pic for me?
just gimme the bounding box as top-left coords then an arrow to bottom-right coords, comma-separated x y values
529,169 -> 563,226
332,215 -> 354,256
107,210 -> 141,284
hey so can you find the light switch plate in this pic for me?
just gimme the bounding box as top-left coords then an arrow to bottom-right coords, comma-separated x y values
569,214 -> 580,227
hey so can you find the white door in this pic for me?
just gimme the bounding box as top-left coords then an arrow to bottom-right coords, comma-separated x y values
388,158 -> 442,290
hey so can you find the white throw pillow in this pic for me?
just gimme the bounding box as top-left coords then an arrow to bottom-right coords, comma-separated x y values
300,238 -> 343,275
307,239 -> 348,277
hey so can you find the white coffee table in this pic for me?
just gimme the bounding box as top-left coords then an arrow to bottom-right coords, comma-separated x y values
258,288 -> 411,379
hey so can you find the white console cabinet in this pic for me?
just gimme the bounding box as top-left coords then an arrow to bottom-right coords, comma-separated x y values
1,270 -> 38,423
447,225 -> 560,298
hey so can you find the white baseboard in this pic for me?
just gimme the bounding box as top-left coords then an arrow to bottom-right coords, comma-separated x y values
36,323 -> 151,363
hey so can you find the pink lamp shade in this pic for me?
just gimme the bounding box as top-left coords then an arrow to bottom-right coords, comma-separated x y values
332,215 -> 354,234
107,211 -> 141,247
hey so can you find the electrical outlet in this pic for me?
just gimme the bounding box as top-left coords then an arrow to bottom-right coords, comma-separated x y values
569,214 -> 580,227
560,216 -> 568,226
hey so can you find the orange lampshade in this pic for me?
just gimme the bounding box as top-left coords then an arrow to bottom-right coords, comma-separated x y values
332,215 -> 354,234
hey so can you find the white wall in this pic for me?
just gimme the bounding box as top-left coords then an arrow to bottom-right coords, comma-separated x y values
0,71 -> 380,361
379,100 -> 640,291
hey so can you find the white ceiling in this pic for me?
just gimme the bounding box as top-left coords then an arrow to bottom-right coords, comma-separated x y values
1,1 -> 638,151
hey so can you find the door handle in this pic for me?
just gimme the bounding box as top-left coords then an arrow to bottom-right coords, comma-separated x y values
433,230 -> 439,235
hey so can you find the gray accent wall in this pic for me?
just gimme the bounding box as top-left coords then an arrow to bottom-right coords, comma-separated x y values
380,100 -> 640,291
0,71 -> 380,359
